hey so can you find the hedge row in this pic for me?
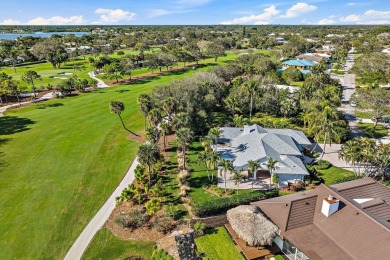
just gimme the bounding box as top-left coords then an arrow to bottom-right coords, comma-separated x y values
331,175 -> 362,185
192,189 -> 279,217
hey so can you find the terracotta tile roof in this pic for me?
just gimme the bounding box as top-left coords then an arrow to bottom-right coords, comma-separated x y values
251,178 -> 390,259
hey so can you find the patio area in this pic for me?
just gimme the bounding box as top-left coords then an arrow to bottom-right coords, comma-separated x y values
225,224 -> 280,260
217,170 -> 275,190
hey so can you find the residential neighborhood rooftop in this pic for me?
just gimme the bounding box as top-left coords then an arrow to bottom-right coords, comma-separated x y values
252,178 -> 390,260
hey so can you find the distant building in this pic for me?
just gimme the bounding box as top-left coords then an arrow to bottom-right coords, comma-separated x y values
296,53 -> 328,63
277,59 -> 316,74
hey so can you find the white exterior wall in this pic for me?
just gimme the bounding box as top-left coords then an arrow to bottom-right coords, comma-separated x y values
278,174 -> 305,185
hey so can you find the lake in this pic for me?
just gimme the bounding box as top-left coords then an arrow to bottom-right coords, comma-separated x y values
0,31 -> 89,40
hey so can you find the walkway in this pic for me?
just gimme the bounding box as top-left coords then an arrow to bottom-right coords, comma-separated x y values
0,92 -> 55,117
88,71 -> 109,88
64,157 -> 139,260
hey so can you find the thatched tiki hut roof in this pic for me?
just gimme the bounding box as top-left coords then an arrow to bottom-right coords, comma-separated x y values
227,205 -> 278,246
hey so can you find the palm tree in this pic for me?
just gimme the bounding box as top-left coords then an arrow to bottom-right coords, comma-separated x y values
197,151 -> 210,181
219,159 -> 234,192
145,127 -> 160,145
137,143 -> 161,186
137,94 -> 152,131
231,170 -> 245,193
248,160 -> 261,189
176,127 -> 193,170
147,108 -> 162,127
224,96 -> 240,117
241,79 -> 260,120
339,139 -> 360,175
263,157 -> 279,186
163,97 -> 176,125
207,150 -> 220,182
208,127 -> 222,150
109,100 -> 137,135
160,121 -> 169,152
199,136 -> 213,152
174,112 -> 190,129
21,70 -> 41,98
307,106 -> 343,160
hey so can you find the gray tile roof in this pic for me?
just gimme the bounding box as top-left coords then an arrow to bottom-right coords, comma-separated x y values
219,124 -> 310,175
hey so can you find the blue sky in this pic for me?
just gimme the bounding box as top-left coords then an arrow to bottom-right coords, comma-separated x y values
1,0 -> 390,25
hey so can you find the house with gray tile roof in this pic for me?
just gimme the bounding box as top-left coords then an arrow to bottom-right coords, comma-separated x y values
218,124 -> 311,185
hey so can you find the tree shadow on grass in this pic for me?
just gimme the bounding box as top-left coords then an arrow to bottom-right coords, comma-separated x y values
0,151 -> 8,172
115,89 -> 130,93
36,103 -> 64,109
0,116 -> 36,135
190,175 -> 210,189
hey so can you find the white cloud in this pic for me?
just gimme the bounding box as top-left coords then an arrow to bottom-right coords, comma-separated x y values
220,5 -> 280,25
318,18 -> 336,25
339,9 -> 390,24
1,19 -> 21,25
364,10 -> 390,19
94,8 -> 136,24
340,14 -> 360,22
347,2 -> 357,6
148,9 -> 191,18
27,16 -> 85,25
282,2 -> 317,18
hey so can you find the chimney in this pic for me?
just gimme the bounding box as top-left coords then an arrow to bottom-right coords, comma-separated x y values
243,125 -> 252,135
321,195 -> 340,217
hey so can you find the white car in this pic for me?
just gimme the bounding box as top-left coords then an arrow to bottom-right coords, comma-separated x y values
350,101 -> 357,107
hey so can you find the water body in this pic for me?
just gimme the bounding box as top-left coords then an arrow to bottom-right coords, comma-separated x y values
0,32 -> 89,40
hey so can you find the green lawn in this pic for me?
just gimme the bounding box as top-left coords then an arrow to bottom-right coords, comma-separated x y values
358,122 -> 389,139
318,166 -> 354,185
355,111 -> 372,119
195,227 -> 244,260
82,228 -> 155,260
290,81 -> 304,87
0,58 -> 236,258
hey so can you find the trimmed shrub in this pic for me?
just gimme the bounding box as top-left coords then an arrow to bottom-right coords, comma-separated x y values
331,175 -> 362,185
151,248 -> 174,260
192,190 -> 278,217
289,181 -> 304,192
194,221 -> 207,232
316,160 -> 332,170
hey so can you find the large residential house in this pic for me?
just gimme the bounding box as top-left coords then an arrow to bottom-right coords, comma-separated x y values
252,178 -> 390,260
218,124 -> 311,185
277,59 -> 316,75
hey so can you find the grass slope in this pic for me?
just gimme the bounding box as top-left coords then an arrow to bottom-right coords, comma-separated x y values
195,227 -> 244,260
82,228 -> 155,260
0,59 -> 235,258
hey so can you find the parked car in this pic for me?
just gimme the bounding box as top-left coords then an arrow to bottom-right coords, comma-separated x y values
350,101 -> 357,107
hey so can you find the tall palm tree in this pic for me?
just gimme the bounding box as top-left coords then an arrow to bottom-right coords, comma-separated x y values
176,127 -> 193,170
307,106 -> 343,159
137,143 -> 161,186
174,112 -> 190,130
208,127 -> 222,150
137,94 -> 152,131
145,127 -> 160,145
339,139 -> 360,175
231,170 -> 245,193
163,97 -> 176,125
207,150 -> 220,182
219,159 -> 234,192
197,151 -> 210,181
199,136 -> 213,152
109,100 -> 137,135
241,79 -> 257,120
248,160 -> 261,189
263,157 -> 279,186
147,108 -> 162,127
160,121 -> 169,152
224,96 -> 240,117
